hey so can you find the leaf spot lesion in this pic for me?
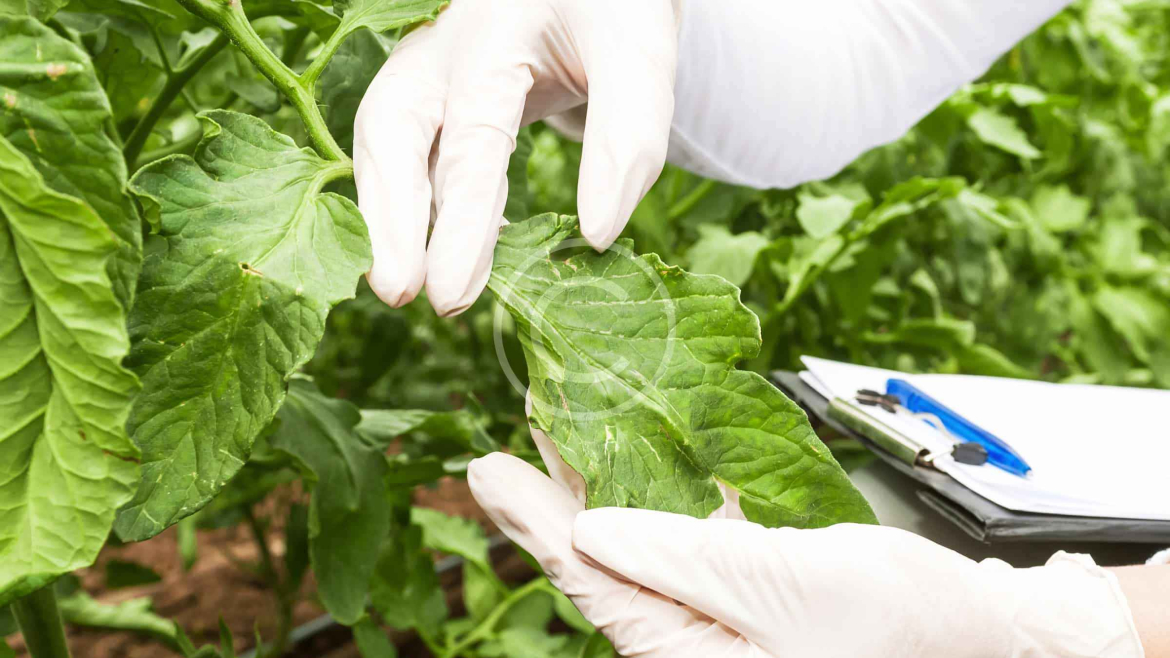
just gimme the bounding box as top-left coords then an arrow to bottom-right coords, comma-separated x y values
239,262 -> 264,277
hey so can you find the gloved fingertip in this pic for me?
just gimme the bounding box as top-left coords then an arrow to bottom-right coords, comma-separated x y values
426,264 -> 490,317
578,214 -> 619,252
366,262 -> 424,308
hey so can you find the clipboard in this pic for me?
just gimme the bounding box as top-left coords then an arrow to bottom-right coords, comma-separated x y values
772,371 -> 1170,544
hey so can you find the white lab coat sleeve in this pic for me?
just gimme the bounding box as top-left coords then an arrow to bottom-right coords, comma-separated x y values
668,0 -> 1072,189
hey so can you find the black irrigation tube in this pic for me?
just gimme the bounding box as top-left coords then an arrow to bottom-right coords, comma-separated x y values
238,534 -> 514,658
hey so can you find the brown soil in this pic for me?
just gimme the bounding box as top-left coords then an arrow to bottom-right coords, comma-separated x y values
9,476 -> 503,658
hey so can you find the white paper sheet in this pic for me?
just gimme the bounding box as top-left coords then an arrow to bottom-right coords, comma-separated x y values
802,357 -> 1170,521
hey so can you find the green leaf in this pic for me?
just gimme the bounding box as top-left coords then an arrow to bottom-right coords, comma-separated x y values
320,26 -> 393,155
88,27 -> 167,125
353,616 -> 397,658
686,225 -> 770,287
57,592 -> 176,642
967,108 -> 1041,159
955,344 -> 1034,380
1092,286 -> 1170,363
245,0 -> 338,36
863,317 -> 977,352
795,191 -> 862,238
0,16 -> 141,308
219,618 -> 237,658
0,0 -> 67,20
269,379 -> 390,626
411,507 -> 490,569
549,587 -> 592,634
1030,184 -> 1091,233
0,135 -> 140,606
479,628 -> 570,658
334,0 -> 448,35
489,214 -> 875,528
462,561 -> 505,622
115,110 -> 371,541
104,559 -> 162,589
578,633 -> 615,658
506,127 -> 535,223
371,524 -> 448,636
359,408 -> 497,453
1070,291 -> 1129,384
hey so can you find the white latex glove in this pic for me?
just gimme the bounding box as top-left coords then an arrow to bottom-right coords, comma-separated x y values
354,0 -> 1071,316
468,448 -> 1145,658
353,0 -> 679,316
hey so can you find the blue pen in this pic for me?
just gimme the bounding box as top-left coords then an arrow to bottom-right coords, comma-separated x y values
885,378 -> 1033,478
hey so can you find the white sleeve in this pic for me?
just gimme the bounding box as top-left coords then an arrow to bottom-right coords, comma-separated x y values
668,0 -> 1072,189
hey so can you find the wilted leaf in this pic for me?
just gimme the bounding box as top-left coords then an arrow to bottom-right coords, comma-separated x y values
115,110 -> 371,541
0,136 -> 140,606
489,214 -> 875,528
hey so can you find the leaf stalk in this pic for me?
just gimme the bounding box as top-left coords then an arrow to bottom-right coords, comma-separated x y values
12,586 -> 72,658
440,578 -> 549,658
124,33 -> 230,168
173,0 -> 349,162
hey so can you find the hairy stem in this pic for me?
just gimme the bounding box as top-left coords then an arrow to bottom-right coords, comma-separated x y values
441,578 -> 548,658
173,0 -> 347,162
12,586 -> 72,658
124,33 -> 229,168
298,25 -> 348,91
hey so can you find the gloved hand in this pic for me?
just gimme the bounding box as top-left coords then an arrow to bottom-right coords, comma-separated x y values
354,0 -> 1071,317
468,440 -> 1145,657
353,0 -> 679,316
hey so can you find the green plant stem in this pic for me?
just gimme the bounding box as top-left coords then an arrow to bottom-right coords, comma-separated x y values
174,0 -> 347,162
124,33 -> 229,168
441,578 -> 548,658
298,25 -> 348,91
12,586 -> 72,658
667,179 -> 717,220
243,506 -> 294,658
